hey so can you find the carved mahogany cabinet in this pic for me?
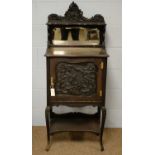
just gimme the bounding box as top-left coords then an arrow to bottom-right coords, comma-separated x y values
45,2 -> 109,151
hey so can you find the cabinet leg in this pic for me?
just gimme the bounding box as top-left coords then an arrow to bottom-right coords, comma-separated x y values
45,137 -> 52,151
45,106 -> 51,151
100,107 -> 106,151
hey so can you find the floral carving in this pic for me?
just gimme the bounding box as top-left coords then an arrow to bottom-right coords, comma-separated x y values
55,62 -> 98,96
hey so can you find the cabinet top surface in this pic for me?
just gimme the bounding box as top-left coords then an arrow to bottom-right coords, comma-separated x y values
45,47 -> 109,58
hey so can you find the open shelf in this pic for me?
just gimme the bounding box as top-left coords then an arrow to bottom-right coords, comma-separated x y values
50,112 -> 100,134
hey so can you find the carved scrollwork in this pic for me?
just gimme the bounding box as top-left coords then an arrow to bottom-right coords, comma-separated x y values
55,62 -> 98,96
47,2 -> 105,24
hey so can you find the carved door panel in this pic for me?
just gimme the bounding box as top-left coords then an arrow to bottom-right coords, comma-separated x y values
50,58 -> 104,103
55,62 -> 97,96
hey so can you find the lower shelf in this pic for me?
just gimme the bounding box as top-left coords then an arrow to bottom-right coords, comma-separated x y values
50,112 -> 100,134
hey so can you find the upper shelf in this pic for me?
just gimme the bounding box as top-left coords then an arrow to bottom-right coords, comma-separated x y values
47,2 -> 106,48
45,47 -> 109,58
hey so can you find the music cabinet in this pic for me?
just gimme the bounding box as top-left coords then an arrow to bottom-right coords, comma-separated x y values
45,2 -> 109,151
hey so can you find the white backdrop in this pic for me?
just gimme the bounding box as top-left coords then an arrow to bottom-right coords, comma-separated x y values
32,0 -> 122,127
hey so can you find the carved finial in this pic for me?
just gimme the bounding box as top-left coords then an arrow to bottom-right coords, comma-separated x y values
65,1 -> 83,20
91,14 -> 105,22
69,2 -> 79,10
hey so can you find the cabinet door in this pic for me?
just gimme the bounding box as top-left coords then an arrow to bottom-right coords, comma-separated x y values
50,58 -> 105,104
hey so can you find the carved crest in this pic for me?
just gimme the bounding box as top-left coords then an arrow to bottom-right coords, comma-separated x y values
64,2 -> 84,20
48,2 -> 105,25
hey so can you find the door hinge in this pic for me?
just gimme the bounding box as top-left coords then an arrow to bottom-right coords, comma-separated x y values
100,62 -> 104,70
99,90 -> 102,96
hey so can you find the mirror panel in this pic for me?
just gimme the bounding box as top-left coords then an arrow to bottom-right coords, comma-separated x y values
52,27 -> 100,45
